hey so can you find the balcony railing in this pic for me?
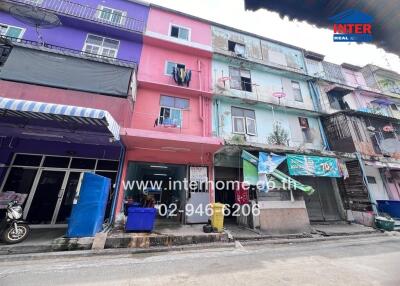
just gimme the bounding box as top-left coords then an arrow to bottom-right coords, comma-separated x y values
9,0 -> 145,33
1,35 -> 137,68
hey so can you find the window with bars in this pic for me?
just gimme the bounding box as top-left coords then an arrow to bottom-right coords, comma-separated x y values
83,34 -> 119,58
231,107 -> 256,136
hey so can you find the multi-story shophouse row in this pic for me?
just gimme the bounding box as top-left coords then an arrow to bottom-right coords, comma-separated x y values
0,0 -> 149,226
114,5 -> 223,225
305,52 -> 400,226
210,25 -> 350,234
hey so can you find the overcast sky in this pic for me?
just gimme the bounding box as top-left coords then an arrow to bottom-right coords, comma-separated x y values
147,0 -> 400,73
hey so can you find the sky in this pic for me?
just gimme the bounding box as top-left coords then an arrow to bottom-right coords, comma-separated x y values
146,0 -> 400,73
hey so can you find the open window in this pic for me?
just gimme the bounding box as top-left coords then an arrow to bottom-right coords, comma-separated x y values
291,81 -> 303,102
165,61 -> 185,75
298,117 -> 313,143
157,95 -> 189,128
228,40 -> 245,57
170,25 -> 190,41
229,67 -> 252,92
232,107 -> 256,136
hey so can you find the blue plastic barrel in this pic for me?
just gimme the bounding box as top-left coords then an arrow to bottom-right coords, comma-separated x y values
125,207 -> 156,232
377,200 -> 400,219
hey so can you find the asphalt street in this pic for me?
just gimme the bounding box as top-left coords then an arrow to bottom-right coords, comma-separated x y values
0,234 -> 399,286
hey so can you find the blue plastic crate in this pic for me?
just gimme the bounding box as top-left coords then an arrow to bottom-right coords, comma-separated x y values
377,200 -> 400,219
125,207 -> 156,232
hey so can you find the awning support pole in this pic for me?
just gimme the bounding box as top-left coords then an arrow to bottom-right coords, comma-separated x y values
109,140 -> 126,223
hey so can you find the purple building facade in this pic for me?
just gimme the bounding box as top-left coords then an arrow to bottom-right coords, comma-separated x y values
0,0 -> 149,226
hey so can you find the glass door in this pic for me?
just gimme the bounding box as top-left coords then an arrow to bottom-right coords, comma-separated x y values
25,170 -> 66,224
54,172 -> 82,224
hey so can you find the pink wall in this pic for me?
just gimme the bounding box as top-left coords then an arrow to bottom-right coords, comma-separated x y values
138,43 -> 212,93
130,88 -> 212,137
0,81 -> 133,127
342,68 -> 367,87
146,7 -> 212,47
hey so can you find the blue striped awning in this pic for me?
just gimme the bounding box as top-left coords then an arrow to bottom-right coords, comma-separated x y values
0,97 -> 120,140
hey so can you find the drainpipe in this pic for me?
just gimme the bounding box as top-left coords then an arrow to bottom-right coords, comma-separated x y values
308,80 -> 330,150
109,140 -> 126,224
215,99 -> 220,136
355,152 -> 378,215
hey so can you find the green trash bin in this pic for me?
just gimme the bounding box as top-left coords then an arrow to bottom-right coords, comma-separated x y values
375,216 -> 395,231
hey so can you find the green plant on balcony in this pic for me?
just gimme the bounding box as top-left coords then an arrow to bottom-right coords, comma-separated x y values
267,121 -> 289,146
231,134 -> 246,144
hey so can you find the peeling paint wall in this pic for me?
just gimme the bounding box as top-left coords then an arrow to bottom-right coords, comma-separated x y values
212,58 -> 315,111
211,26 -> 306,73
313,82 -> 358,114
213,98 -> 324,149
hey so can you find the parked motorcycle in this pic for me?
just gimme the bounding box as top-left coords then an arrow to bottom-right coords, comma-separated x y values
0,200 -> 30,244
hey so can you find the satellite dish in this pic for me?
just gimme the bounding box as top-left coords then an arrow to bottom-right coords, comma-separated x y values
273,92 -> 286,104
9,4 -> 61,44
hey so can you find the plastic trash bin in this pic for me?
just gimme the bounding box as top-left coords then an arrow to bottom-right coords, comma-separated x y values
211,203 -> 225,232
375,216 -> 395,231
125,207 -> 156,232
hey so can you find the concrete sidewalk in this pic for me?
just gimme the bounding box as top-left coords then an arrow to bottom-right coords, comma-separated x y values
0,228 -> 65,255
0,222 -> 382,256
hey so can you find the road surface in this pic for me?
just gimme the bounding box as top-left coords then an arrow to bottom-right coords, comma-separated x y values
0,234 -> 399,286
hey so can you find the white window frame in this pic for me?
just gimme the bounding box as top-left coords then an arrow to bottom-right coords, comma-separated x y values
232,116 -> 246,135
26,0 -> 44,5
159,106 -> 183,128
164,61 -> 185,76
0,23 -> 26,39
96,6 -> 127,25
82,33 -> 120,58
169,23 -> 191,41
245,117 -> 257,136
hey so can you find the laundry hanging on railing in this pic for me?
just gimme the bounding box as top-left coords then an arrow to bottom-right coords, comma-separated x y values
172,66 -> 192,87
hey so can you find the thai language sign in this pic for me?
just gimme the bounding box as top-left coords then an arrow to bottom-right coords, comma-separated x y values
287,154 -> 341,177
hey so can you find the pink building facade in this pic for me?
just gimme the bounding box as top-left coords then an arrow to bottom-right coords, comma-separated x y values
115,7 -> 222,223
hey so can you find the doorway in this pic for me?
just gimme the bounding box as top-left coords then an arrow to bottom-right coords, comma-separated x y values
0,153 -> 119,225
125,162 -> 187,225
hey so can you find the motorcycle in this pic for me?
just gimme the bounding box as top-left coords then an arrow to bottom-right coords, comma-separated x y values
0,200 -> 30,244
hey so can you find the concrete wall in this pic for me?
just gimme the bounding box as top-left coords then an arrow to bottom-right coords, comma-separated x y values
365,166 -> 389,201
138,43 -> 212,92
258,201 -> 311,234
212,26 -> 306,73
0,0 -> 149,63
212,58 -> 315,111
130,88 -> 212,137
213,98 -> 324,149
146,7 -> 212,47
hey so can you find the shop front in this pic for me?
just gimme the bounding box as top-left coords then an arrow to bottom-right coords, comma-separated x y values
0,97 -> 122,226
115,128 -> 223,225
214,147 -> 348,233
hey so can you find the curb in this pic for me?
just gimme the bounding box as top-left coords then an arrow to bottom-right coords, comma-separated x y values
0,231 -> 393,262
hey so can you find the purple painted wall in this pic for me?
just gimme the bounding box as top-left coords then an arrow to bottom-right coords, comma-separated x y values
0,0 -> 149,63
